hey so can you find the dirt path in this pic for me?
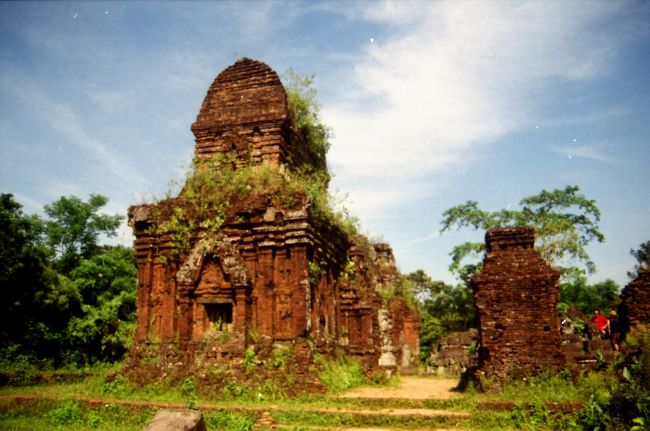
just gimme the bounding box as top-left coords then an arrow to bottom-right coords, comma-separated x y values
339,376 -> 461,400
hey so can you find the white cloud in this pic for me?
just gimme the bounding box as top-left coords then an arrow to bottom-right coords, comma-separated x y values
0,70 -> 150,191
324,0 -> 629,223
90,91 -> 126,113
550,143 -> 615,163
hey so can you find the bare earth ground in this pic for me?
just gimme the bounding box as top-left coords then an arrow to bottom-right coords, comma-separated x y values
326,376 -> 466,431
339,376 -> 461,400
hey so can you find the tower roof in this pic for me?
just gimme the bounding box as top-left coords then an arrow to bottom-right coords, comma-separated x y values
192,58 -> 288,132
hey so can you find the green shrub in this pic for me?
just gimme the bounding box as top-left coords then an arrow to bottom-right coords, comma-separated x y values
181,377 -> 198,409
98,374 -> 134,397
50,400 -> 83,425
86,411 -> 101,428
243,346 -> 257,374
315,352 -> 367,393
575,326 -> 650,430
0,354 -> 40,386
204,410 -> 255,431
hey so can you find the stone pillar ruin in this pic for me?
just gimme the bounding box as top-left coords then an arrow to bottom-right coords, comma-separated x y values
471,227 -> 565,383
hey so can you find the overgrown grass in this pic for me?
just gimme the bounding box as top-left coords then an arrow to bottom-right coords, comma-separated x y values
270,409 -> 464,429
2,349 -> 647,431
479,369 -> 613,404
0,398 -> 156,431
203,410 -> 255,431
313,352 -> 367,394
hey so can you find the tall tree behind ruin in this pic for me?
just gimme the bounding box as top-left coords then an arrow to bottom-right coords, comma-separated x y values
1,193 -> 135,366
440,185 -> 604,283
43,194 -> 122,275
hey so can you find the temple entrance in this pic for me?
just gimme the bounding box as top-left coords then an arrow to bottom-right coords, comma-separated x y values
205,303 -> 233,331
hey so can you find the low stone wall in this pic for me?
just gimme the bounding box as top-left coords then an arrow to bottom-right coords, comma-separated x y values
428,329 -> 478,375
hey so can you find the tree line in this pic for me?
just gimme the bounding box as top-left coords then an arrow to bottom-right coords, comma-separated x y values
1,193 -> 135,367
2,187 -> 647,368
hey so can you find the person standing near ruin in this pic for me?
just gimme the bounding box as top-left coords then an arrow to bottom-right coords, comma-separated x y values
591,310 -> 609,339
609,310 -> 621,352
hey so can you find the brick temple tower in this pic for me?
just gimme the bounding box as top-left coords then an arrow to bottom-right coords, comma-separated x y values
127,58 -> 419,373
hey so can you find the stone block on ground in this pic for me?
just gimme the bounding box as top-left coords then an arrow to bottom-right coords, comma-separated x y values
144,409 -> 207,431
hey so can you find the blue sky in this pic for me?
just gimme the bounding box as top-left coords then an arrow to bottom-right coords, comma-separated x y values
1,1 -> 649,286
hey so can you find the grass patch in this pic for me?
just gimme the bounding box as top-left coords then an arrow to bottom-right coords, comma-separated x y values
3,361 -> 637,431
314,352 -> 367,394
468,369 -> 612,405
0,398 -> 156,430
270,410 -> 465,429
203,409 -> 255,431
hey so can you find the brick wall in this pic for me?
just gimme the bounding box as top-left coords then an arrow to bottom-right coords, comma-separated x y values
471,227 -> 565,382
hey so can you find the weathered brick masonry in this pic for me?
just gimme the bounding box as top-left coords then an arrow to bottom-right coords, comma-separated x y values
471,227 -> 565,382
128,58 -> 418,373
620,270 -> 650,332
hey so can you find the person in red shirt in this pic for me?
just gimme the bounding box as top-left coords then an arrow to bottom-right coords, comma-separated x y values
591,310 -> 610,338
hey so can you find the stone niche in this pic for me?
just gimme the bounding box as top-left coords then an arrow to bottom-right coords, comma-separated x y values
128,58 -> 418,373
470,227 -> 565,383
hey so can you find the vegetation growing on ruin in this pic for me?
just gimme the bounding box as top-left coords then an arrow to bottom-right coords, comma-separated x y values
377,276 -> 419,309
154,153 -> 358,257
153,71 -> 356,257
314,352 -> 367,393
282,69 -> 331,167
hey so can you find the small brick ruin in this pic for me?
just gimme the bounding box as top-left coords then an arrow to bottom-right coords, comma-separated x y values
560,305 -> 616,366
620,270 -> 650,332
428,329 -> 478,375
471,227 -> 565,382
128,58 -> 419,376
434,232 -> 648,380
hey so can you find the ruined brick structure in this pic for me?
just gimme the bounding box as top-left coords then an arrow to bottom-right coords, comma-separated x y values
429,329 -> 478,375
471,227 -> 565,382
190,58 -> 324,170
620,271 -> 650,332
128,58 -> 418,374
560,305 -> 616,367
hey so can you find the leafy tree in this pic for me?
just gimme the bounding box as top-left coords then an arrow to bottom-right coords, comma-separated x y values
282,69 -> 331,167
43,194 -> 122,274
406,270 -> 476,331
440,185 -> 604,282
1,193 -> 135,367
64,246 -> 136,363
419,313 -> 445,363
559,269 -> 620,315
406,270 -> 476,362
628,240 -> 650,279
0,194 -> 50,355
